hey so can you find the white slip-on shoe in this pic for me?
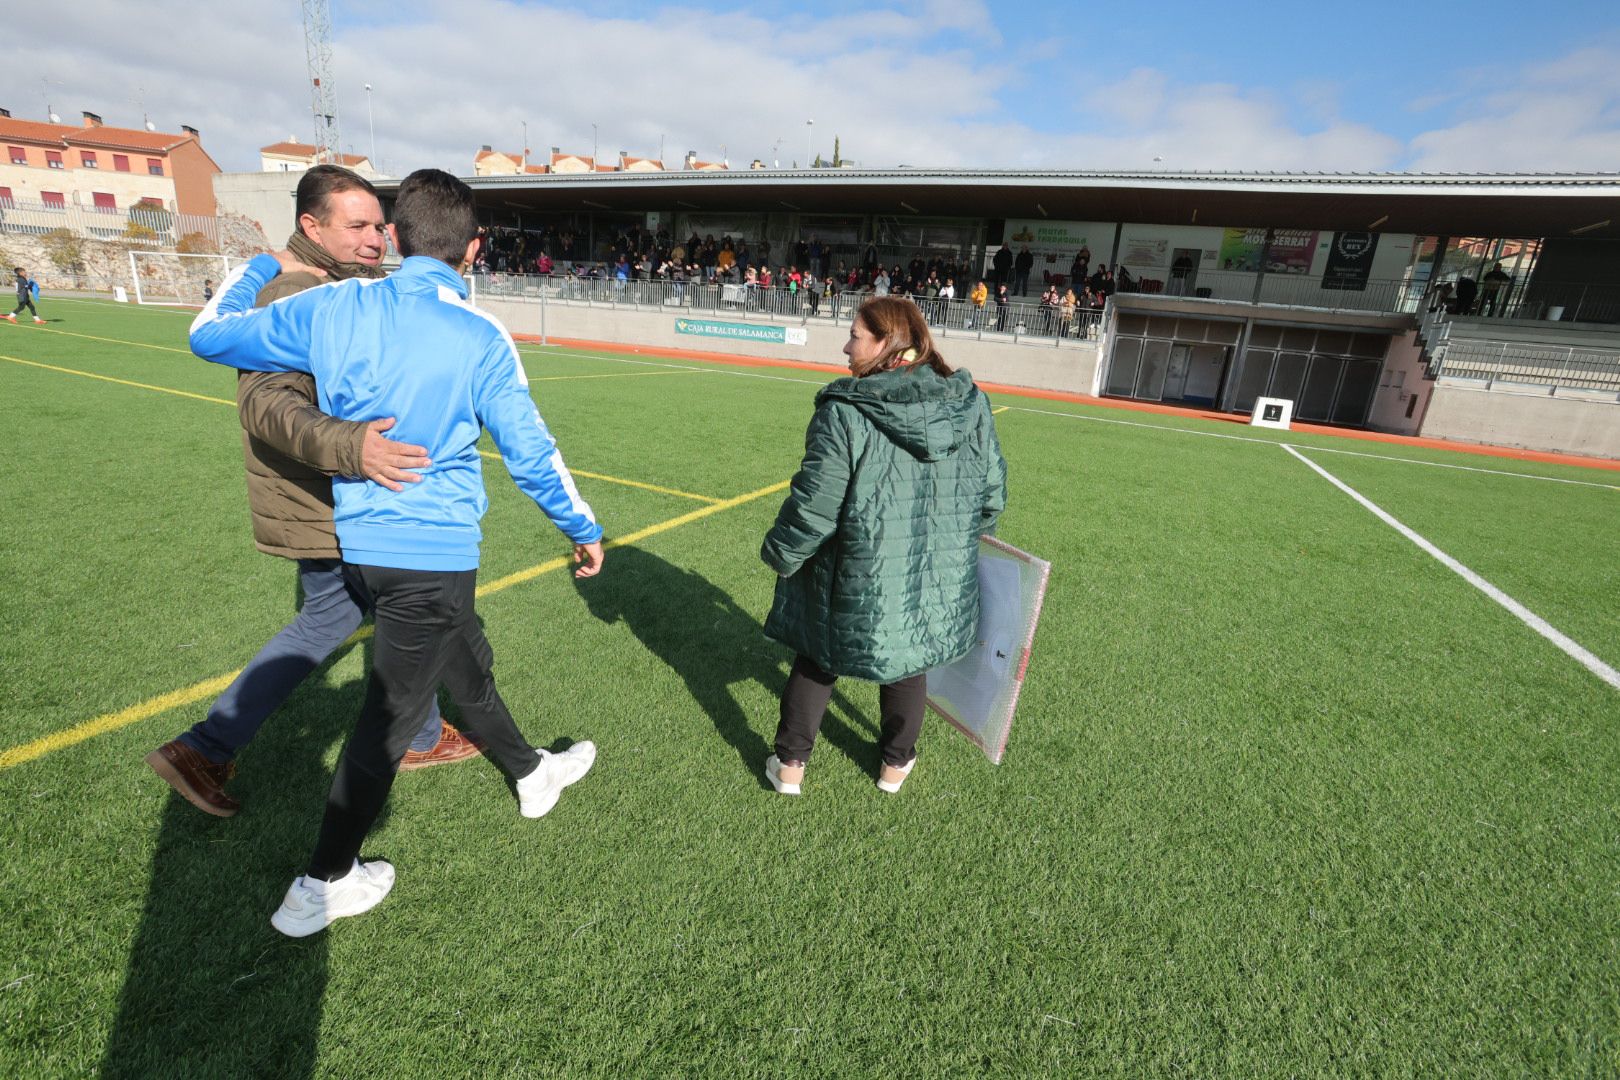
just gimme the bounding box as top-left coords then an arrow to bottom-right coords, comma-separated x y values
764,755 -> 803,796
270,859 -> 395,938
876,756 -> 916,794
516,741 -> 597,819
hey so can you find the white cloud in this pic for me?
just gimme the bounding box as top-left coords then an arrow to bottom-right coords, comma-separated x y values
2,3 -> 1613,178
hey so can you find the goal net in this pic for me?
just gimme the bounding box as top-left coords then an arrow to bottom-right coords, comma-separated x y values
129,250 -> 235,306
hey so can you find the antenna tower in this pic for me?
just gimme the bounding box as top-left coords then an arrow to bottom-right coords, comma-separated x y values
302,0 -> 342,163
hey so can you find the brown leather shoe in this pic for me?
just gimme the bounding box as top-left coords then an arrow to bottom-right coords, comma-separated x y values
399,722 -> 484,772
145,740 -> 240,817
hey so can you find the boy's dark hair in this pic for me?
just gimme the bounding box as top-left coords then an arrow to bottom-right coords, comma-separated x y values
392,169 -> 479,266
294,165 -> 378,224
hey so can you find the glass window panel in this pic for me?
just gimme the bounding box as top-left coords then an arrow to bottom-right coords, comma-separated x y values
1350,333 -> 1388,358
1146,316 -> 1178,338
1331,360 -> 1381,425
1116,313 -> 1148,336
1315,331 -> 1353,357
1134,339 -> 1172,400
1269,351 -> 1309,402
1281,327 -> 1316,351
1206,320 -> 1242,344
1249,324 -> 1282,348
1105,339 -> 1142,396
1296,357 -> 1341,421
1233,349 -> 1275,413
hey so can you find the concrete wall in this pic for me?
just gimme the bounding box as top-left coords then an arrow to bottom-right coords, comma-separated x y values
213,173 -> 299,247
475,296 -> 1101,394
1421,379 -> 1620,459
1365,330 -> 1429,436
0,158 -> 176,211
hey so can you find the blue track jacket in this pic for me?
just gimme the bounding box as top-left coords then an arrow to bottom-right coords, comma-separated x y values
191,254 -> 602,571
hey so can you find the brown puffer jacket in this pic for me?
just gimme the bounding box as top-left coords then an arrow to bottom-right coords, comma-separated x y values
236,233 -> 384,559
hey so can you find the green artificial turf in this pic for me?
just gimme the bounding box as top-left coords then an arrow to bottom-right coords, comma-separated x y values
1,296 -> 1617,1077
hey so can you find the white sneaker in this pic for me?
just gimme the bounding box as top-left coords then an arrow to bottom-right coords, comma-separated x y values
32,317 -> 43,324
876,756 -> 916,793
3,314 -> 14,322
270,859 -> 395,938
516,742 -> 596,818
764,754 -> 802,796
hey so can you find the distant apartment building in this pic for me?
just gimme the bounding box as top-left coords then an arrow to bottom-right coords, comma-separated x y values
259,140 -> 380,178
472,146 -> 727,176
0,110 -> 220,216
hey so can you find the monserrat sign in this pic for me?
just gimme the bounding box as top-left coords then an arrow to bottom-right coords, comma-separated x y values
674,318 -> 807,345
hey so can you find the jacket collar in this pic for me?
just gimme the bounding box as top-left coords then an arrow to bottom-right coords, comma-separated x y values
395,255 -> 469,297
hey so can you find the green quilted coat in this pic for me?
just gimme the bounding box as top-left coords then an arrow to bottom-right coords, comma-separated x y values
761,364 -> 1008,682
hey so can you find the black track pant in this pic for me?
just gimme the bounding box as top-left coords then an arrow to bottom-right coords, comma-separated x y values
11,296 -> 36,317
306,565 -> 539,881
774,654 -> 926,769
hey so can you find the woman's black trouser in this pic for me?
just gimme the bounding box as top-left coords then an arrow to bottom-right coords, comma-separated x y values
775,654 -> 925,769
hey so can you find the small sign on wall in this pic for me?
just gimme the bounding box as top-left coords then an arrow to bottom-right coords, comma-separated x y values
1250,396 -> 1294,430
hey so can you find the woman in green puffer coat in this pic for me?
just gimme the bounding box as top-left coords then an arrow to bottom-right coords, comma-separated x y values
761,297 -> 1007,795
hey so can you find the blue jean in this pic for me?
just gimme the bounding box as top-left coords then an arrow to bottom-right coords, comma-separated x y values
179,559 -> 441,763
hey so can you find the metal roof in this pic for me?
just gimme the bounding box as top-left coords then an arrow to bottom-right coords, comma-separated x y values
384,167 -> 1620,239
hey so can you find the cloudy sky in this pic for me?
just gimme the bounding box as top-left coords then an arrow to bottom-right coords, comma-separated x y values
6,0 -> 1619,176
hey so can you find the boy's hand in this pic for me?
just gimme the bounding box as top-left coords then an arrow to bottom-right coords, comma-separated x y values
573,541 -> 605,579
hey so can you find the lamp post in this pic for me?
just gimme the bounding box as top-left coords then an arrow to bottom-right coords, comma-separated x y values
806,119 -> 814,169
363,83 -> 376,169
592,123 -> 598,170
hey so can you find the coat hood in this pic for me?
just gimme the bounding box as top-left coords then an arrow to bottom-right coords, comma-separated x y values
817,366 -> 982,462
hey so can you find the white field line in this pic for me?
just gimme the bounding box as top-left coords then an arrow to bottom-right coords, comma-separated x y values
1282,443 -> 1620,692
975,401 -> 1618,491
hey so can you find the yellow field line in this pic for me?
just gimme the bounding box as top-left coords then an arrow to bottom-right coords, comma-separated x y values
992,405 -> 1010,415
0,354 -> 235,406
0,477 -> 790,770
20,323 -> 194,354
476,449 -> 720,503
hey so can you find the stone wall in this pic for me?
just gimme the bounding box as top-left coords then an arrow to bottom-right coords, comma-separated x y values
0,212 -> 269,293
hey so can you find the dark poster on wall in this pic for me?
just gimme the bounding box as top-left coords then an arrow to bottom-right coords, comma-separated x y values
1322,231 -> 1379,291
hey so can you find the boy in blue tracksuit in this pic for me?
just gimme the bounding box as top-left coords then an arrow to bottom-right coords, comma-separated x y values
191,169 -> 605,937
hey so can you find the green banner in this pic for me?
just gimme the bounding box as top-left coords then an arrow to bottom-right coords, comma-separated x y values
674,318 -> 806,345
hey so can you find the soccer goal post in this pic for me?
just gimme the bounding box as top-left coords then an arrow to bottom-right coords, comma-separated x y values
128,250 -> 235,306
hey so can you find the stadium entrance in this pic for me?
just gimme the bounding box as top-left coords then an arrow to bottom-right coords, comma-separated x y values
1101,295 -> 1409,427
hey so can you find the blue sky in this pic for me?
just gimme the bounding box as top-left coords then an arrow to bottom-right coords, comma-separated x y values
7,0 -> 1619,174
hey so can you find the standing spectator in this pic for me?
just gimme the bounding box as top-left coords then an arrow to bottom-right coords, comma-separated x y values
760,297 -> 1007,797
1014,245 -> 1035,296
938,277 -> 956,327
1059,287 -> 1077,337
994,282 -> 1010,331
873,267 -> 891,296
1039,284 -> 1059,334
1454,274 -> 1478,316
1481,262 -> 1513,316
1170,253 -> 1194,296
1069,246 -> 1090,285
992,242 -> 1013,288
6,267 -> 42,324
807,235 -> 825,281
969,279 -> 988,328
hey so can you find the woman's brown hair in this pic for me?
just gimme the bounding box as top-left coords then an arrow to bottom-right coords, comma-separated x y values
850,296 -> 954,378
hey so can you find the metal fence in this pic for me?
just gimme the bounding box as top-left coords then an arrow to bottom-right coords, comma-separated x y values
470,271 -> 1106,345
0,197 -> 221,250
1429,332 -> 1620,392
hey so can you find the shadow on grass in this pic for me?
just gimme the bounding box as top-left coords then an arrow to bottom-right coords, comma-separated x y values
100,649 -> 389,1079
573,544 -> 878,783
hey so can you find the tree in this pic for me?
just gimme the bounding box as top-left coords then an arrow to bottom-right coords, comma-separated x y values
833,136 -> 842,168
176,231 -> 219,254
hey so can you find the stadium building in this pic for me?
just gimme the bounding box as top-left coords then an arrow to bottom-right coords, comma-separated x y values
382,167 -> 1620,459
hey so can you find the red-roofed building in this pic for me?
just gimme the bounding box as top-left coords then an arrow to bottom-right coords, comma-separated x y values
472,146 -> 667,177
0,110 -> 221,216
259,140 -> 379,178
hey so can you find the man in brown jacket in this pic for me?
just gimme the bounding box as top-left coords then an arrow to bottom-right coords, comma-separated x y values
146,166 -> 477,818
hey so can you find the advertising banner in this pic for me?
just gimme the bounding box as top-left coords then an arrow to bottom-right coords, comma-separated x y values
674,318 -> 807,345
1120,236 -> 1169,269
1321,231 -> 1380,291
1003,220 -> 1113,274
1217,228 -> 1318,274
1266,229 -> 1319,274
1219,228 -> 1266,271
